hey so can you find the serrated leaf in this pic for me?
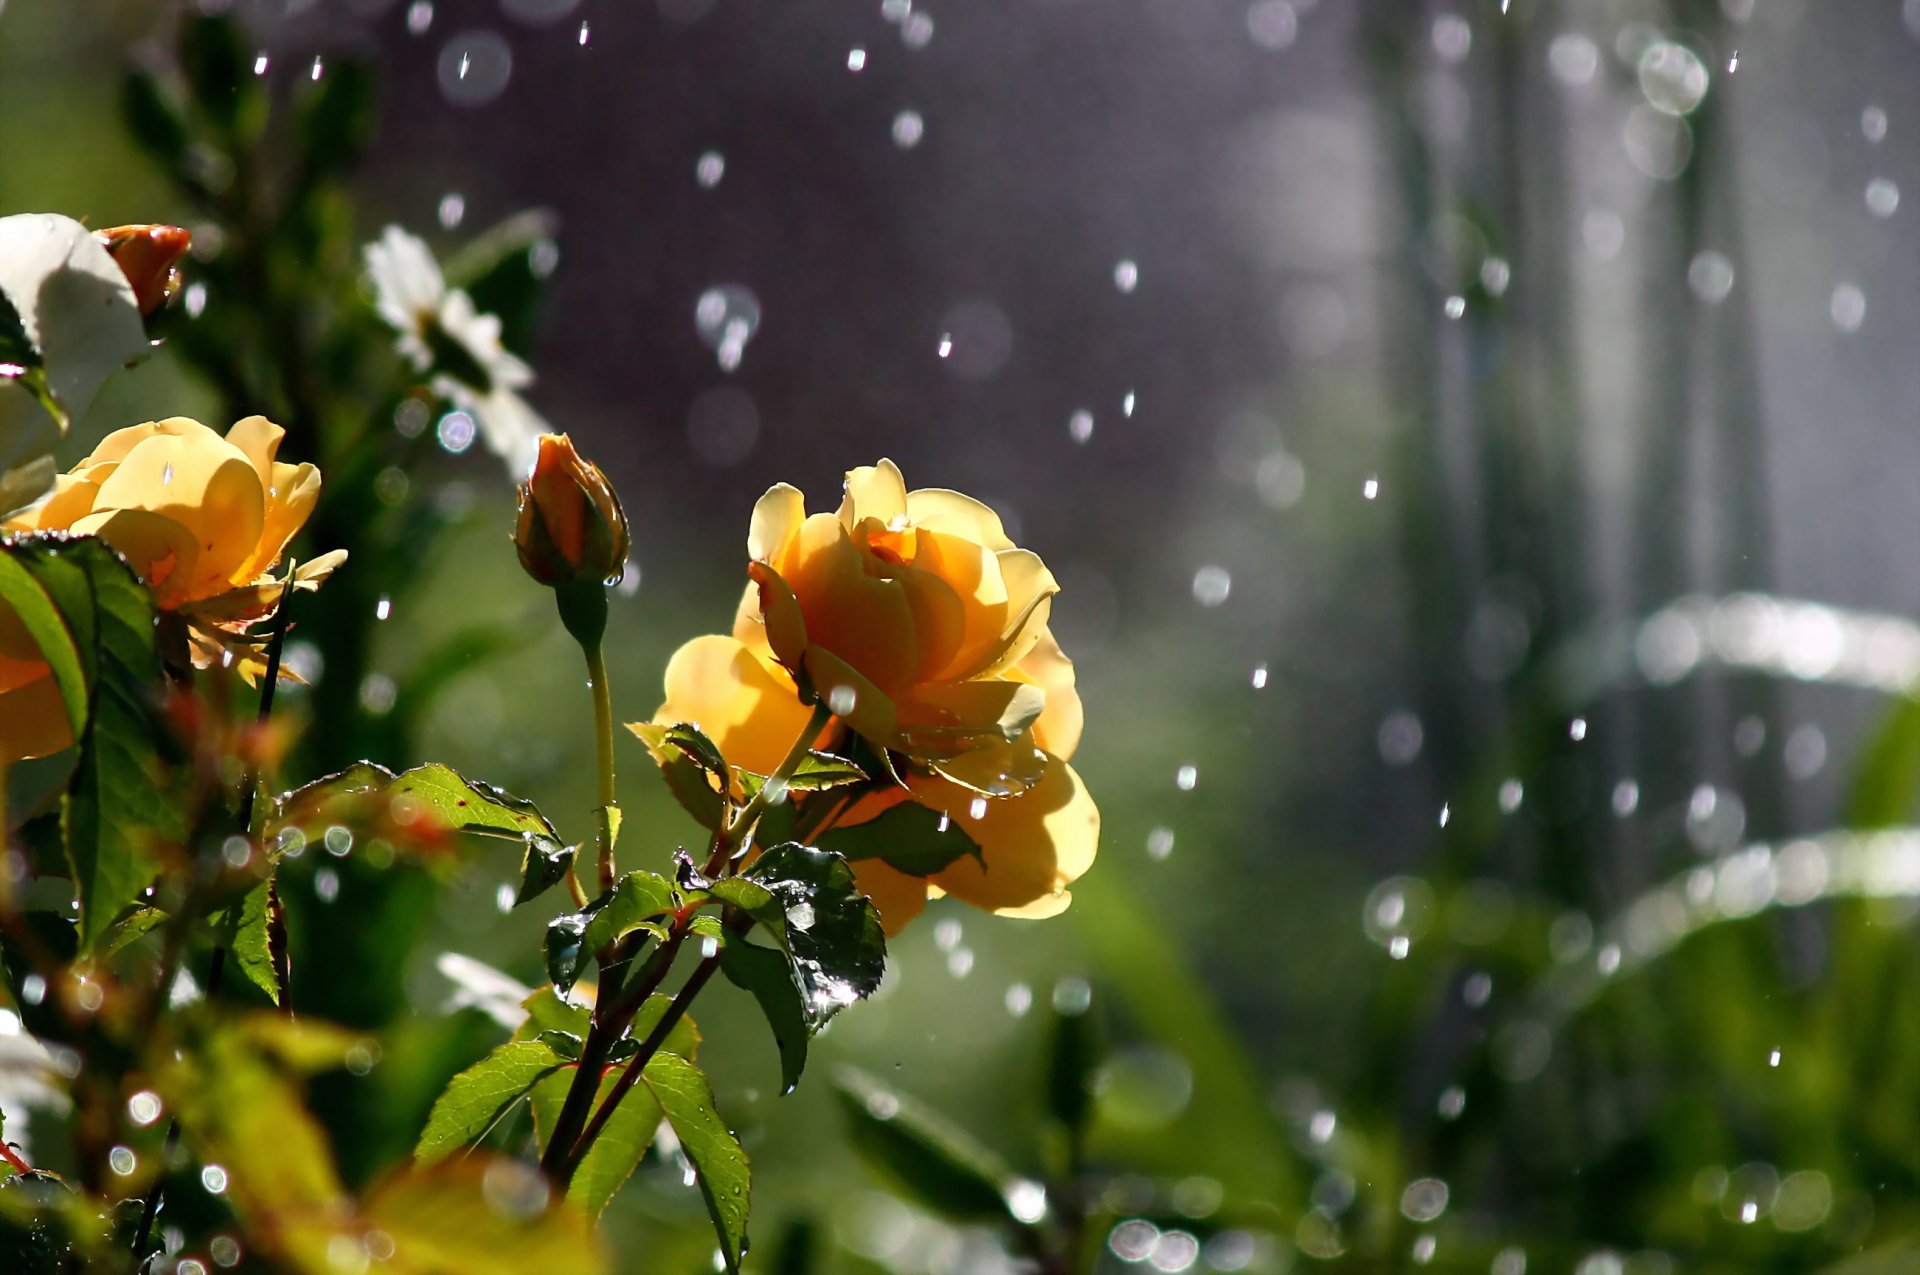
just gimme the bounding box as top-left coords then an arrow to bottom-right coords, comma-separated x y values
720,939 -> 809,1094
645,1053 -> 749,1273
628,723 -> 726,831
415,1039 -> 571,1165
98,903 -> 166,959
569,1074 -> 663,1220
272,761 -> 563,872
747,843 -> 887,1029
832,1068 -> 1014,1224
518,986 -> 590,1040
515,837 -> 576,907
535,1031 -> 583,1062
580,871 -> 677,954
817,801 -> 985,877
3,537 -> 173,952
211,877 -> 280,1005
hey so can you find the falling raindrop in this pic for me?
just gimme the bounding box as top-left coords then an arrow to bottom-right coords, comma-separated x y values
891,110 -> 925,148
1069,409 -> 1095,443
1251,663 -> 1269,689
1863,105 -> 1889,143
1569,717 -> 1588,742
1443,294 -> 1466,319
253,53 -> 270,75
1362,475 -> 1380,500
901,11 -> 933,48
406,0 -> 433,33
437,30 -> 513,107
436,410 -> 476,453
1831,283 -> 1867,333
1191,565 -> 1232,607
696,151 -> 726,187
1689,251 -> 1735,303
694,284 -> 762,371
847,47 -> 867,71
1113,259 -> 1139,292
1865,177 -> 1900,217
309,56 -> 324,81
1498,779 -> 1524,813
437,192 -> 465,229
1175,764 -> 1198,791
1146,827 -> 1175,860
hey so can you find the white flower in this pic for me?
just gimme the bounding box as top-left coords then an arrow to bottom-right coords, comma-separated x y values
363,224 -> 545,476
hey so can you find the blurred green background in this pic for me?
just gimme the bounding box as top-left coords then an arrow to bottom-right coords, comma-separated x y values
10,0 -> 1920,1270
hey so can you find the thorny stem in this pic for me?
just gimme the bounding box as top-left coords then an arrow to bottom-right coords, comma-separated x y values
549,705 -> 833,1183
586,643 -> 619,894
132,583 -> 294,1266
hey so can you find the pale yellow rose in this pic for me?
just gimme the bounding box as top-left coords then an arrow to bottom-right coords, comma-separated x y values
0,416 -> 343,759
651,459 -> 1097,934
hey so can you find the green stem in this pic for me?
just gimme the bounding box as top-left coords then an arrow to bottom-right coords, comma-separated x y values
585,643 -> 619,893
704,701 -> 832,876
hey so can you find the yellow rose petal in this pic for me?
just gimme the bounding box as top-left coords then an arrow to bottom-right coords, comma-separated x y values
655,634 -> 815,776
924,756 -> 1098,915
837,458 -> 908,531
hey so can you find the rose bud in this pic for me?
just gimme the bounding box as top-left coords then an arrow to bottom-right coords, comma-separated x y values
96,224 -> 192,317
515,433 -> 630,590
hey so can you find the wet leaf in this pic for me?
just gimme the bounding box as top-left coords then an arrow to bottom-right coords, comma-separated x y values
272,762 -> 563,873
580,870 -> 677,953
746,843 -> 886,1030
415,1039 -> 572,1165
719,939 -> 809,1093
628,722 -> 726,831
817,801 -> 985,878
644,1053 -> 749,1274
514,837 -> 576,907
212,876 -> 281,1005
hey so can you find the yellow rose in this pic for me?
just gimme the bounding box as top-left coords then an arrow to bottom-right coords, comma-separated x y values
651,459 -> 1096,933
0,416 -> 344,756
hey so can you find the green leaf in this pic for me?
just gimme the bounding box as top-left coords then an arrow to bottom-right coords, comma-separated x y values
415,1039 -> 572,1165
628,723 -> 726,832
746,843 -> 887,1029
518,986 -> 590,1040
817,801 -> 985,878
211,877 -> 281,1005
788,750 -> 872,792
644,1053 -> 749,1273
719,939 -> 809,1094
0,549 -> 85,735
535,1030 -> 583,1061
629,992 -> 703,1062
831,1068 -> 1015,1224
3,536 -> 174,953
545,912 -> 591,995
272,762 -> 565,873
580,871 -> 677,954
363,1159 -> 607,1275
1849,696 -> 1920,829
98,903 -> 166,959
515,838 -> 576,907
568,1075 -> 663,1220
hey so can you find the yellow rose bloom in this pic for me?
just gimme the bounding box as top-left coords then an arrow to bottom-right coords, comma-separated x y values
652,459 -> 1097,933
0,416 -> 343,759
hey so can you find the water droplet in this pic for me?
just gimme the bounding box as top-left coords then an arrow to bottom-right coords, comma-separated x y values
1611,778 -> 1640,816
1175,764 -> 1198,791
438,192 -> 465,228
110,1145 -> 137,1176
201,1164 -> 230,1194
700,936 -> 720,959
936,332 -> 953,358
1438,802 -> 1450,828
253,53 -> 270,75
762,775 -> 789,806
309,56 -> 324,81
1113,259 -> 1139,292
1388,935 -> 1410,959
1004,982 -> 1032,1016
695,284 -> 762,371
406,0 -> 434,33
1146,826 -> 1175,860
891,110 -> 925,148
1246,0 -> 1298,50
1863,105 -> 1888,143
696,151 -> 726,187
1377,711 -> 1423,765
436,410 -> 477,454
128,1090 -> 164,1126
968,796 -> 988,820
1251,663 -> 1269,689
1443,294 -> 1466,319
1362,475 -> 1380,500
785,902 -> 815,932
1569,717 -> 1587,741
1308,1110 -> 1336,1143
946,947 -> 974,978
437,30 -> 513,107
1431,13 -> 1470,62
847,46 -> 867,71
1639,41 -> 1709,115
1008,1179 -> 1048,1223
1865,176 -> 1900,217
1831,283 -> 1867,333
21,974 -> 45,1005
578,20 -> 590,45
1122,389 -> 1137,417
1688,250 -> 1735,303
901,11 -> 933,48
1498,778 -> 1524,813
1069,409 -> 1095,443
1191,565 -> 1232,607
315,867 -> 340,903
161,462 -> 174,485
1768,1048 -> 1781,1067
374,595 -> 393,621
